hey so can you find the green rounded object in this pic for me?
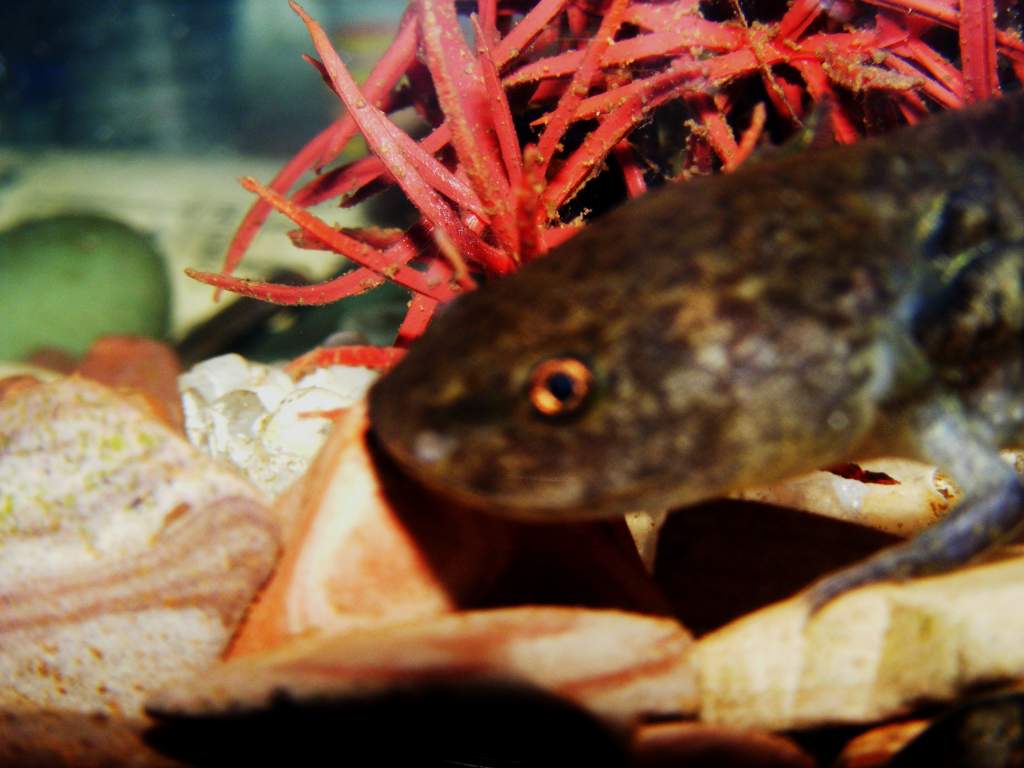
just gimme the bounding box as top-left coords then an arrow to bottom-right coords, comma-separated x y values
0,214 -> 171,360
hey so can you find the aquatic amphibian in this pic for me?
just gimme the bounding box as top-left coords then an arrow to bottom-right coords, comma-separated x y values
369,93 -> 1024,609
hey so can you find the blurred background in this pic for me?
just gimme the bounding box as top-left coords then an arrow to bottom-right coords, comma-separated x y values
0,0 -> 408,154
0,0 -> 411,361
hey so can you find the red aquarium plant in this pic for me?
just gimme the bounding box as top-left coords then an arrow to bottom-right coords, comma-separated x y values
187,0 -> 1024,372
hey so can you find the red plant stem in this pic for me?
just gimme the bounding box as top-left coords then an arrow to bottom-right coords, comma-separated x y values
237,176 -> 452,299
885,53 -> 962,107
625,0 -> 702,29
315,9 -> 421,169
566,3 -> 587,42
372,104 -> 489,218
542,224 -> 582,250
417,0 -> 517,256
185,269 -> 381,306
791,60 -> 861,143
536,0 -> 631,176
286,346 -> 407,378
725,102 -> 767,171
529,55 -> 708,127
473,16 -> 524,194
776,0 -> 825,41
293,125 -> 452,209
218,121 -> 338,290
892,38 -> 965,99
504,23 -> 742,86
477,0 -> 498,46
694,95 -> 739,167
958,0 -> 999,102
492,0 -> 569,66
290,1 -> 510,274
395,293 -> 440,347
614,141 -> 647,198
541,63 -> 694,215
516,145 -> 546,261
862,0 -> 1024,59
218,12 -> 419,285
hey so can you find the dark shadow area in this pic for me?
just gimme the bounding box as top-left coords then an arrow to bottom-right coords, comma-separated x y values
145,681 -> 629,768
366,430 -> 672,615
654,500 -> 900,635
886,688 -> 1024,768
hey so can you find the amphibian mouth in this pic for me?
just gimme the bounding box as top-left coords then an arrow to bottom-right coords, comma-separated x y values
369,93 -> 1024,608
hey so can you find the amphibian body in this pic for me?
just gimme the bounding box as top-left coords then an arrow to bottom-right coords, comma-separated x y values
369,93 -> 1024,607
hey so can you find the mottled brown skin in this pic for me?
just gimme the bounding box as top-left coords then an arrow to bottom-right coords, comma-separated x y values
370,93 -> 1024,608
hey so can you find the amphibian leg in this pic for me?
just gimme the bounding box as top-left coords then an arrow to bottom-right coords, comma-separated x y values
804,395 -> 1024,611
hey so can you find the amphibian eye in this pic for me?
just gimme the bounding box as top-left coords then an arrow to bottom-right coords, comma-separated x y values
528,357 -> 592,417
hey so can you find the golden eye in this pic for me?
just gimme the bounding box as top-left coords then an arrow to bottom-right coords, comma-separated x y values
528,357 -> 592,417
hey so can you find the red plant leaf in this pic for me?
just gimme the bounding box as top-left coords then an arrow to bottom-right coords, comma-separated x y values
885,53 -> 962,107
477,0 -> 498,47
725,101 -> 767,171
217,121 -> 338,291
694,94 -> 740,168
614,141 -> 647,198
493,0 -> 570,67
504,23 -> 742,87
473,16 -> 524,194
540,57 -> 717,213
290,226 -> 406,251
286,345 -> 407,378
959,0 -> 1000,102
217,12 -> 419,287
395,294 -> 439,347
536,0 -> 631,176
776,0 -> 826,41
528,56 -> 708,127
290,1 -> 509,275
566,3 -> 588,41
515,145 -> 546,261
542,223 -> 583,250
189,0 -> 1024,377
186,268 -> 384,306
862,0 -> 1024,59
372,104 -> 489,219
893,37 -> 965,99
293,125 -> 452,209
625,0 -> 703,30
792,60 -> 862,143
314,8 -> 421,169
297,58 -> 486,216
236,176 -> 452,299
416,0 -> 517,255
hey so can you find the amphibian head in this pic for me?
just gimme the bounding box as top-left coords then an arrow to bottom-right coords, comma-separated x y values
367,171 -> 887,520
